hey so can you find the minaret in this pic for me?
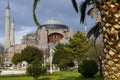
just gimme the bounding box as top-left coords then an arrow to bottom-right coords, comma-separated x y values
84,22 -> 87,36
4,1 -> 10,50
11,17 -> 15,45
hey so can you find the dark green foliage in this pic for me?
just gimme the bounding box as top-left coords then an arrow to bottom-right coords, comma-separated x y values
0,45 -> 4,66
12,53 -> 21,65
21,46 -> 43,64
53,43 -> 74,69
0,56 -> 2,66
71,0 -> 104,76
59,59 -> 75,69
53,43 -> 65,64
87,22 -> 102,41
78,59 -> 98,78
73,0 -> 102,23
26,58 -> 47,80
80,1 -> 90,23
71,0 -> 103,39
69,31 -> 89,61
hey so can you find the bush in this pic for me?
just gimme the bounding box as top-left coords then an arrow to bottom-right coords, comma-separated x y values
26,59 -> 47,80
78,59 -> 98,78
59,59 -> 75,70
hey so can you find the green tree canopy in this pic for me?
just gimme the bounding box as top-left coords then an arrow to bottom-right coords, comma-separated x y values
21,46 -> 43,64
53,43 -> 74,69
53,43 -> 65,65
12,53 -> 21,65
69,30 -> 89,61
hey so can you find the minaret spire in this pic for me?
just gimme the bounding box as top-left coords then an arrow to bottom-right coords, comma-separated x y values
11,16 -> 15,46
84,21 -> 88,36
6,0 -> 10,9
4,1 -> 11,50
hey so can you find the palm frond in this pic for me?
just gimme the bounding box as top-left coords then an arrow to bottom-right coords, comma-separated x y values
33,0 -> 41,29
87,7 -> 98,18
94,0 -> 102,11
71,0 -> 78,13
87,22 -> 102,39
87,22 -> 102,51
80,0 -> 90,24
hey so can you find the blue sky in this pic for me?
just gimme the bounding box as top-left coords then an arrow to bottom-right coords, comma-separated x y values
0,0 -> 95,45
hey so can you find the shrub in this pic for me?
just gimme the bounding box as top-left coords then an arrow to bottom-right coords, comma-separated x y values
78,59 -> 98,78
59,59 -> 75,70
26,59 -> 47,80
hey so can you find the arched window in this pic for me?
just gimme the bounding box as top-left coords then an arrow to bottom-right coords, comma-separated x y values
48,33 -> 64,43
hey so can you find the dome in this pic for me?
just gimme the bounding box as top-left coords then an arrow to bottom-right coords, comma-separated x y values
42,17 -> 68,29
43,17 -> 64,25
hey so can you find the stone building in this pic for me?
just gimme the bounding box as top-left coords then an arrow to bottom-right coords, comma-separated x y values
5,17 -> 74,62
4,1 -> 74,63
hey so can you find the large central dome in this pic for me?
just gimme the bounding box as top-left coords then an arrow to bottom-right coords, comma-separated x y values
43,17 -> 64,25
42,17 -> 68,29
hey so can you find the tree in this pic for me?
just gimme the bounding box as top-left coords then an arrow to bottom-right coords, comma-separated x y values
59,59 -> 74,69
33,0 -> 41,42
26,58 -> 46,80
0,45 -> 4,66
72,0 -> 120,79
52,43 -> 74,69
0,56 -> 2,66
68,31 -> 89,62
53,43 -> 65,65
33,0 -> 120,79
21,46 -> 43,64
78,59 -> 98,78
12,53 -> 21,65
82,39 -> 104,76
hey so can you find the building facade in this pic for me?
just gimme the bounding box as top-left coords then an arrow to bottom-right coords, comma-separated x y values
4,1 -> 74,63
5,17 -> 74,62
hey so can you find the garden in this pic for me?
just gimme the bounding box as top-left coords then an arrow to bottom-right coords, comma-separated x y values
0,71 -> 103,80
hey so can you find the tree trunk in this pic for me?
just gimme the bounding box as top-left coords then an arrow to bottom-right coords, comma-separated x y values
98,56 -> 103,76
101,1 -> 120,80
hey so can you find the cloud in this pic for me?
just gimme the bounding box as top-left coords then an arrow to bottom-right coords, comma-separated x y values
0,37 -> 4,45
0,25 -> 36,45
15,26 -> 36,44
0,0 -> 95,45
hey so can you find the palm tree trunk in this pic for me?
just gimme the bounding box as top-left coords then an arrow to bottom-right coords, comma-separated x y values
101,1 -> 120,80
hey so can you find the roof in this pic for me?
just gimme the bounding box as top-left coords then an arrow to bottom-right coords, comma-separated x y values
43,17 -> 64,25
42,17 -> 68,29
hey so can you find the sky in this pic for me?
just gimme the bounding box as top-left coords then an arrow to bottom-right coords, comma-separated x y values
0,0 -> 96,45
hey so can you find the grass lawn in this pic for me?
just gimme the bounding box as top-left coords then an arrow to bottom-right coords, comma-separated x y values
0,71 -> 104,80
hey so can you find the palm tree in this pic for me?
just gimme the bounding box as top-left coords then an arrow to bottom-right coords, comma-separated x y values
33,0 -> 120,79
33,0 -> 41,42
72,0 -> 120,79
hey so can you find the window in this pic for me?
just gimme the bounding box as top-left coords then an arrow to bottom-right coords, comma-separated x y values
53,35 -> 57,38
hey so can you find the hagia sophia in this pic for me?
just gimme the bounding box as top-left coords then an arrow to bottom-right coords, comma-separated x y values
3,2 -> 74,63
